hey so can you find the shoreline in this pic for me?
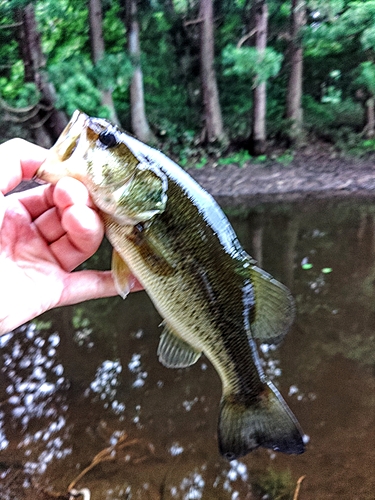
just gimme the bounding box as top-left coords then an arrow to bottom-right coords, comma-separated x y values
189,151 -> 375,207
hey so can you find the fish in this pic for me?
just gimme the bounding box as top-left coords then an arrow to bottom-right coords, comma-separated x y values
36,110 -> 305,460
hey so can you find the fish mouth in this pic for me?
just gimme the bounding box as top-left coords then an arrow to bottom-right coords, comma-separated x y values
35,110 -> 90,184
56,110 -> 89,160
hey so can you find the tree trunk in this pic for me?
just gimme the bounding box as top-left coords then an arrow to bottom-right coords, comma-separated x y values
286,0 -> 306,145
249,0 -> 268,156
199,0 -> 224,142
15,4 -> 68,147
88,0 -> 119,125
122,0 -> 154,143
364,97 -> 375,138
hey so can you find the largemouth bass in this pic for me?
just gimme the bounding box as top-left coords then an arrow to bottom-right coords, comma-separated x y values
37,110 -> 305,460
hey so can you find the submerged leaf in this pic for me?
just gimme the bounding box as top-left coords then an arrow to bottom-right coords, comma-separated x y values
321,267 -> 333,274
301,263 -> 313,270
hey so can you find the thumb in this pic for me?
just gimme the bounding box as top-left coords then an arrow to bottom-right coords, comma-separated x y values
57,270 -> 118,307
57,269 -> 144,308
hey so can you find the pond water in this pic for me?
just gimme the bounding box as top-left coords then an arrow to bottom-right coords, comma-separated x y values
0,197 -> 375,500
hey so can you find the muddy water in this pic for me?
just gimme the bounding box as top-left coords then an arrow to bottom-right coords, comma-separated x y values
0,198 -> 375,499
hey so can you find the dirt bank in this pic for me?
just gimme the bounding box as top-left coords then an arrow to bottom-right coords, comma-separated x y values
189,149 -> 375,207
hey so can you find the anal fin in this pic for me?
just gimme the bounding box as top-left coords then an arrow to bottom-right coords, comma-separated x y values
157,323 -> 202,368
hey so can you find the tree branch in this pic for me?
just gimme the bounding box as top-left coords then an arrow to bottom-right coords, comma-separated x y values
0,22 -> 23,29
237,28 -> 257,48
184,17 -> 204,26
0,98 -> 38,114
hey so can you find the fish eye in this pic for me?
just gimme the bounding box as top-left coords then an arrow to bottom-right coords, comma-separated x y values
98,130 -> 118,148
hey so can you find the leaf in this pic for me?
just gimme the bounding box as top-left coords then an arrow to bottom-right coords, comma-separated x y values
222,45 -> 283,83
301,263 -> 313,270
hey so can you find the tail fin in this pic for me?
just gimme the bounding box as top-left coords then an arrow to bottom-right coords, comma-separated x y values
218,382 -> 305,460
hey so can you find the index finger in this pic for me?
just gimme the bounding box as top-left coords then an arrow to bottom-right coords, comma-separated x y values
0,138 -> 48,194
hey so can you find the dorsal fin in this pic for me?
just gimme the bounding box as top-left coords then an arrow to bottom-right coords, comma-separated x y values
248,265 -> 295,343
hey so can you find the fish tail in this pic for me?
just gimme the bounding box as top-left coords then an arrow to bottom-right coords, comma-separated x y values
218,382 -> 305,460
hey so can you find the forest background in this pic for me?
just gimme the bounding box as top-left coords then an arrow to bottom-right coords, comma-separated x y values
1,0 -> 375,168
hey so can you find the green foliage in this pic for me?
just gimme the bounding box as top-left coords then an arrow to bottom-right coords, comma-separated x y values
177,133 -> 210,169
359,138 -> 375,151
140,8 -> 200,135
218,150 -> 252,168
48,58 -> 103,116
307,0 -> 345,21
303,95 -> 363,142
339,137 -> 375,156
157,128 -> 227,170
0,62 -> 40,106
356,61 -> 375,95
222,44 -> 283,85
360,24 -> 375,51
254,154 -> 268,163
194,157 -> 208,169
156,125 -> 199,163
321,70 -> 342,104
56,73 -> 104,117
219,42 -> 285,140
303,95 -> 334,129
219,73 -> 253,138
2,0 -> 375,153
93,53 -> 133,91
102,1 -> 126,51
47,53 -> 132,117
35,0 -> 89,63
275,150 -> 295,166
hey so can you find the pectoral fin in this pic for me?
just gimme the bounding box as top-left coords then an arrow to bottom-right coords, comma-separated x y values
248,265 -> 295,343
111,249 -> 136,299
157,323 -> 202,368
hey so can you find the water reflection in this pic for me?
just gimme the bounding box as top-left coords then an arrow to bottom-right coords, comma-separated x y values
0,198 -> 375,499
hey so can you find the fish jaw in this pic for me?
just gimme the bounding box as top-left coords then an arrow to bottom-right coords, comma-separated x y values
36,110 -> 91,185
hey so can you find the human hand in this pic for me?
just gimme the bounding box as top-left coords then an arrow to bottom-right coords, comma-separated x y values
0,138 -> 141,335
